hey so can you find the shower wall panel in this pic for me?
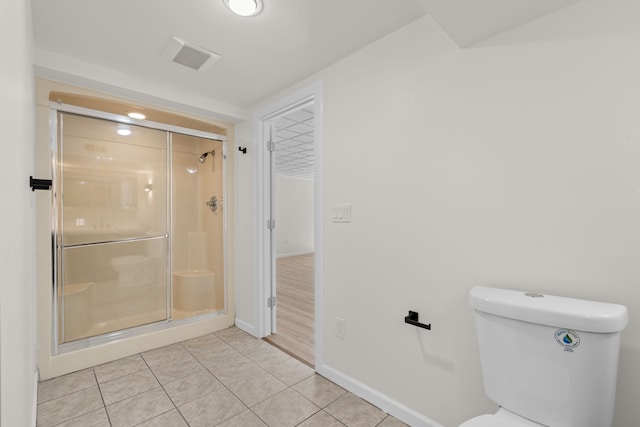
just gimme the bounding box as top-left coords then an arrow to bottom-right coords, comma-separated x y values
171,133 -> 225,318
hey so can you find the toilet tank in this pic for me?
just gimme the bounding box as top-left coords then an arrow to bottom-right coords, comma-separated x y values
469,287 -> 628,427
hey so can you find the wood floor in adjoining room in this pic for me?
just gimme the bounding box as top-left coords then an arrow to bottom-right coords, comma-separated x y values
265,253 -> 315,367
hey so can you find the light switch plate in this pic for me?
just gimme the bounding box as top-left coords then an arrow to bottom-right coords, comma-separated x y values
332,203 -> 351,223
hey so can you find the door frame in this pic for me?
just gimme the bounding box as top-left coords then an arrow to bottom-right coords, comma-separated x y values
253,82 -> 323,368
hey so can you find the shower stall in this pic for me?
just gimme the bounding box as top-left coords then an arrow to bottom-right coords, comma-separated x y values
52,105 -> 226,351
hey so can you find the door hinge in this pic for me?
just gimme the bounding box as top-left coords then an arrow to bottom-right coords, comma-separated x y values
267,218 -> 276,230
267,296 -> 276,308
266,140 -> 275,152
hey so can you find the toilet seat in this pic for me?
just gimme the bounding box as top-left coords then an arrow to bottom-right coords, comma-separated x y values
459,409 -> 543,427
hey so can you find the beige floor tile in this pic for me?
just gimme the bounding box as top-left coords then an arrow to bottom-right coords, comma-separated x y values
180,332 -> 224,350
94,354 -> 148,383
141,343 -> 194,368
137,409 -> 188,426
225,370 -> 288,407
296,410 -> 345,427
178,388 -> 246,427
36,385 -> 103,427
378,415 -> 410,426
325,393 -> 387,427
260,356 -> 315,386
251,388 -> 319,427
36,330 -> 408,427
188,343 -> 240,365
203,355 -> 265,385
216,409 -> 268,427
245,343 -> 291,367
215,326 -> 250,341
215,329 -> 271,353
182,337 -> 236,361
99,369 -> 159,405
106,387 -> 174,427
163,370 -> 224,407
37,368 -> 96,403
293,374 -> 347,408
146,356 -> 205,385
225,334 -> 272,354
53,408 -> 110,427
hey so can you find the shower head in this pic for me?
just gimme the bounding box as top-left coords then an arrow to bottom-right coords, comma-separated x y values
198,150 -> 215,163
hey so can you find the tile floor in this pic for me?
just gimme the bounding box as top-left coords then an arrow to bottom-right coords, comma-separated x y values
37,327 -> 408,427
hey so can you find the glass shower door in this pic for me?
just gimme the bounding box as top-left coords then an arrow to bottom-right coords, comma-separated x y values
56,113 -> 169,343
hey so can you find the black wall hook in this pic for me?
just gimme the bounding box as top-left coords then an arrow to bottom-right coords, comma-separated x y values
405,311 -> 431,330
238,146 -> 247,154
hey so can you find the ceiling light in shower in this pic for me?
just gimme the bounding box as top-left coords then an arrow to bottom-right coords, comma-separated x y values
128,112 -> 146,120
116,124 -> 132,136
223,0 -> 263,17
144,184 -> 153,192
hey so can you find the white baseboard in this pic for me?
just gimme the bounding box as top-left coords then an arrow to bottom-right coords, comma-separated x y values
32,369 -> 39,427
276,250 -> 314,258
316,364 -> 444,427
234,318 -> 259,338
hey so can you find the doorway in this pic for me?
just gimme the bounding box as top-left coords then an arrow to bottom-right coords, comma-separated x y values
256,83 -> 323,369
264,106 -> 316,366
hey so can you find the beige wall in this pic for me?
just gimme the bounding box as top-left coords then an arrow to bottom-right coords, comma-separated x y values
239,2 -> 640,425
35,79 -> 237,379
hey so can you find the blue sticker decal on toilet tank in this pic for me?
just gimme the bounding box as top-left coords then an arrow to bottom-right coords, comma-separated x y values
555,329 -> 580,352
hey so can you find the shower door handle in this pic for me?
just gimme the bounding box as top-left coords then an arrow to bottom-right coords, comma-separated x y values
206,196 -> 218,212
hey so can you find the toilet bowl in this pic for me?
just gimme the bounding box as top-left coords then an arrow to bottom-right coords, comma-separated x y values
460,408 -> 542,427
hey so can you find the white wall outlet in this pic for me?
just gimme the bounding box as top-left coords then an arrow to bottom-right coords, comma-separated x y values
335,317 -> 345,339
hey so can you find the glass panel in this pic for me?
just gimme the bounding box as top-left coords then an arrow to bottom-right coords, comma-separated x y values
60,113 -> 167,246
61,239 -> 168,342
171,133 -> 225,319
58,113 -> 169,343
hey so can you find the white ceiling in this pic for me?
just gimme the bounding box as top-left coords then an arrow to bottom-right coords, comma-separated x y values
274,107 -> 314,180
31,0 -> 583,115
420,0 -> 582,47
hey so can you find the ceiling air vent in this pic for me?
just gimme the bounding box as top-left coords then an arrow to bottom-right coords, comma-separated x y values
162,37 -> 221,71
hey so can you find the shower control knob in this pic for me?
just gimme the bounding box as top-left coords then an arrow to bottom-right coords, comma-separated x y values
206,196 -> 218,212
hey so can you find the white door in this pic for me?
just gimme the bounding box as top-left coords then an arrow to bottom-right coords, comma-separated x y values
256,82 -> 323,368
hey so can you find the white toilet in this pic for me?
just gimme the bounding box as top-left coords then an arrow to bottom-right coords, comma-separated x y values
462,286 -> 628,427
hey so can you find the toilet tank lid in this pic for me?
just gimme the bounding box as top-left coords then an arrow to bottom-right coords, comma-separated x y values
469,286 -> 629,333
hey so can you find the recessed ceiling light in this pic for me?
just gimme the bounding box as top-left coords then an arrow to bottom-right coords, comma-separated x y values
223,0 -> 263,17
128,112 -> 146,120
117,124 -> 132,136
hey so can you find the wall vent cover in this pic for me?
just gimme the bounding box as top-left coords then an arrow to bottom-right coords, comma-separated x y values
162,37 -> 221,71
